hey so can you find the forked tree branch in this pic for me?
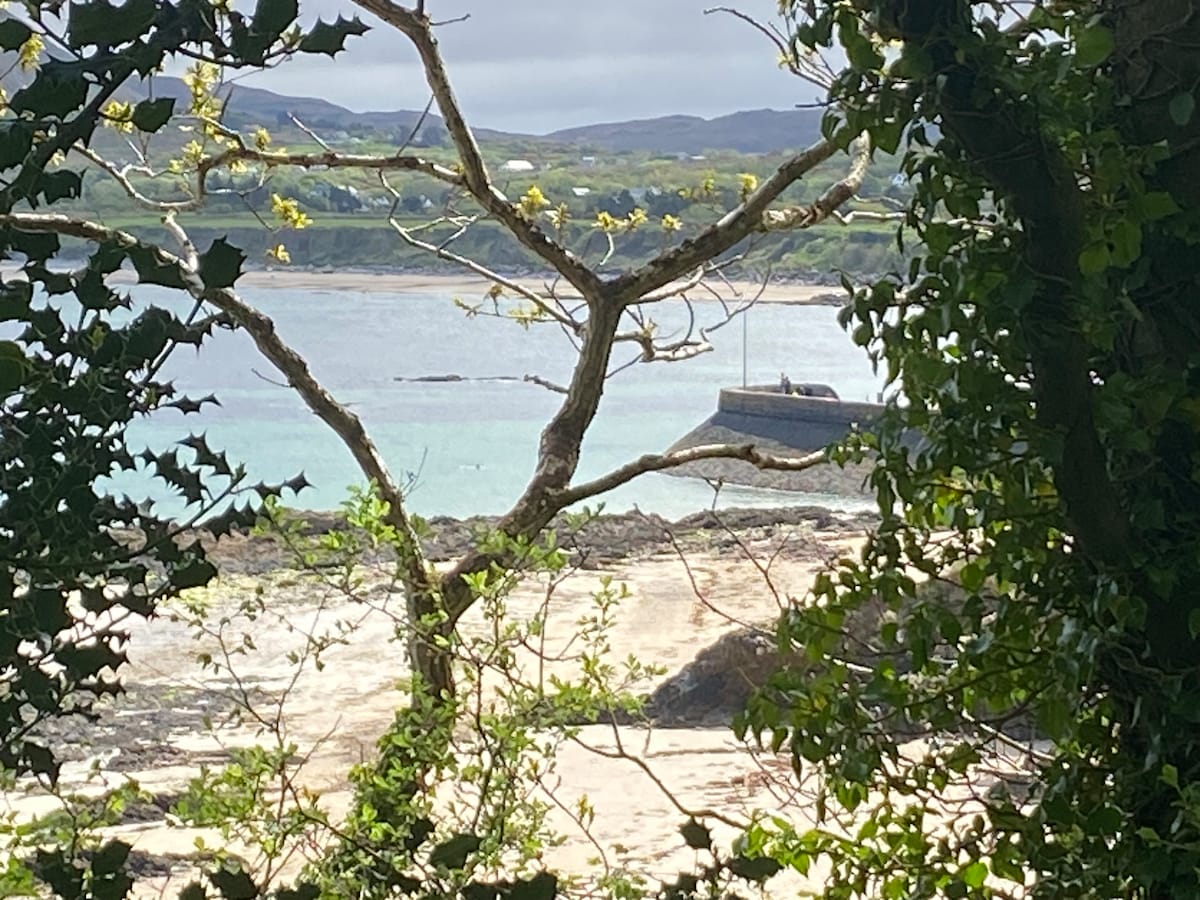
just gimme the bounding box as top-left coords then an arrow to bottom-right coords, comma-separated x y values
386,215 -> 583,332
763,134 -> 872,230
350,0 -> 606,301
606,137 -> 839,303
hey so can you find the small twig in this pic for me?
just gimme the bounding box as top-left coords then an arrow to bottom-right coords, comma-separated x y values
251,367 -> 291,389
523,374 -> 568,394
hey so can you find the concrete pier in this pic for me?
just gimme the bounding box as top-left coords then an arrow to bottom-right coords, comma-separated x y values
664,384 -> 882,495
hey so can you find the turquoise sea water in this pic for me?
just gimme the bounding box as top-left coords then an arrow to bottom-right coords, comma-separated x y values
117,285 -> 884,518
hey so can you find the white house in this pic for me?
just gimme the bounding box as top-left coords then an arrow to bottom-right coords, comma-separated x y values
500,159 -> 536,173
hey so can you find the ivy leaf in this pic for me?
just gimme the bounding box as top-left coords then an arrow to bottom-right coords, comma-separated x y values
1139,191 -> 1181,221
959,562 -> 984,593
1074,22 -> 1113,67
961,861 -> 988,888
298,16 -> 369,55
198,237 -> 246,290
428,833 -> 481,870
1169,92 -> 1195,127
131,97 -> 175,133
1037,695 -> 1072,740
1078,241 -> 1110,275
1109,219 -> 1142,267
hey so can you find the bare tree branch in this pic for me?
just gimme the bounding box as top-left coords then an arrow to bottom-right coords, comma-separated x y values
386,215 -> 583,332
607,137 -> 839,304
551,444 -> 827,508
705,5 -> 837,88
80,137 -> 465,215
763,133 -> 872,230
350,0 -> 606,301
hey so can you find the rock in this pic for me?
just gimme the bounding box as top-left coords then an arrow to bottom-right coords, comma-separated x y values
643,628 -> 794,727
201,506 -> 876,576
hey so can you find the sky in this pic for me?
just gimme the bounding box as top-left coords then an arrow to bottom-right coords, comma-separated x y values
239,1 -> 824,133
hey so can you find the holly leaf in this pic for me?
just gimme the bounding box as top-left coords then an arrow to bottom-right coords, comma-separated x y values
128,244 -> 190,289
131,97 -> 175,133
508,872 -> 557,900
0,340 -> 28,397
0,122 -> 34,169
275,884 -> 319,900
68,0 -> 158,48
208,862 -> 257,900
250,0 -> 298,39
10,64 -> 89,118
428,833 -> 481,870
299,15 -> 369,55
22,742 -> 61,785
198,237 -> 245,290
679,817 -> 712,851
171,557 -> 217,590
37,170 -> 82,204
91,839 -> 132,876
0,19 -> 32,50
726,855 -> 782,882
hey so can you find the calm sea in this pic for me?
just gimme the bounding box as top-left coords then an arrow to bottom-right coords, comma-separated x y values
113,285 -> 883,519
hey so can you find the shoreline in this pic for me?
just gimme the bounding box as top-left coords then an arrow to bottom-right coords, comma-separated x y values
201,503 -> 879,577
230,267 -> 848,304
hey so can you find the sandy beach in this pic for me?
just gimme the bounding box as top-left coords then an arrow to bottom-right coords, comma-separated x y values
4,510 -> 868,896
233,268 -> 846,305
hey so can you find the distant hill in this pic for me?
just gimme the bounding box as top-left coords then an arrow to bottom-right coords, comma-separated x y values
0,41 -> 823,154
544,108 -> 825,154
127,79 -> 823,154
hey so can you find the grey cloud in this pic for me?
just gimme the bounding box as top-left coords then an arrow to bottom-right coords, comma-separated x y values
239,1 -> 822,132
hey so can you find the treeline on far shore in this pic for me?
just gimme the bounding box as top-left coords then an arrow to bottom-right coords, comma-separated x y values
79,215 -> 906,280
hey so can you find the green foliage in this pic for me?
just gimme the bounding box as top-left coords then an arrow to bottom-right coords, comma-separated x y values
730,0 -> 1200,896
0,237 -> 267,780
0,3 -> 373,895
